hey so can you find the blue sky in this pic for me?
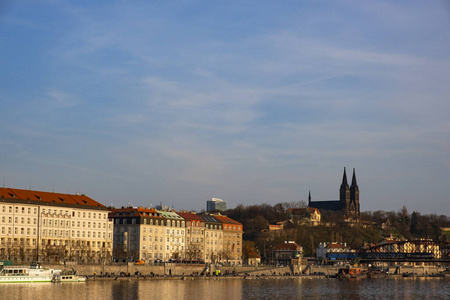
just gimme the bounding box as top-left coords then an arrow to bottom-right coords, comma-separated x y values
1,0 -> 449,215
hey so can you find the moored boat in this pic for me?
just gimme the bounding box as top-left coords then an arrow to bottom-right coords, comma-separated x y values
0,265 -> 61,283
336,267 -> 363,279
367,267 -> 387,278
52,272 -> 86,283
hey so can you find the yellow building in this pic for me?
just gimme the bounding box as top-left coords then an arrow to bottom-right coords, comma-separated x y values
214,215 -> 243,265
199,214 -> 223,264
110,207 -> 168,262
177,212 -> 205,261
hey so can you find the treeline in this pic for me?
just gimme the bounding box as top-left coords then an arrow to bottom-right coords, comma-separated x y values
223,202 -> 305,240
360,207 -> 449,241
222,203 -> 449,258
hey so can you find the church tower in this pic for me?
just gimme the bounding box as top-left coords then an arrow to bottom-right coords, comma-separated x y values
339,167 -> 350,213
350,168 -> 360,216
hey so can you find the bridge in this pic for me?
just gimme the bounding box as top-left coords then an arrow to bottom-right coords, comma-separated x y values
358,240 -> 450,263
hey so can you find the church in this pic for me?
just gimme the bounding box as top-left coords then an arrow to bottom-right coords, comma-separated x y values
307,168 -> 360,217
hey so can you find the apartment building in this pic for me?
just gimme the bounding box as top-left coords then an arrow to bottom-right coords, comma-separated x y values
199,214 -> 223,264
157,210 -> 185,261
177,212 -> 205,261
0,188 -> 113,263
214,215 -> 243,264
110,207 -> 167,262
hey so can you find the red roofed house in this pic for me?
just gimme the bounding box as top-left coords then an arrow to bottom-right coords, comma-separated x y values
274,241 -> 303,266
246,250 -> 261,266
0,187 -> 113,264
213,214 -> 243,265
177,212 -> 206,261
289,207 -> 321,226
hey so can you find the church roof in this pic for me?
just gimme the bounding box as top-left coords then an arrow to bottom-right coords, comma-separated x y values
308,200 -> 341,212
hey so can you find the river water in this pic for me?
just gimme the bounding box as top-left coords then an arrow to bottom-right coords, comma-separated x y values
2,277 -> 449,300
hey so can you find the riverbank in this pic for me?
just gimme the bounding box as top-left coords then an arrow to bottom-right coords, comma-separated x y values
41,263 -> 448,279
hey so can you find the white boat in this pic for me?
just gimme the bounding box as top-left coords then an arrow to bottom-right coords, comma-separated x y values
52,272 -> 86,283
0,265 -> 62,283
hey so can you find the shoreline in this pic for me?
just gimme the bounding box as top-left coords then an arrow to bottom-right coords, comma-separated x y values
84,273 -> 449,281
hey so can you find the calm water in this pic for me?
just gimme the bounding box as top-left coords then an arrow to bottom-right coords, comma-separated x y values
1,277 -> 449,300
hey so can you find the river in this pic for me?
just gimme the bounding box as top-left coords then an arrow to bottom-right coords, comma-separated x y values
2,277 -> 449,300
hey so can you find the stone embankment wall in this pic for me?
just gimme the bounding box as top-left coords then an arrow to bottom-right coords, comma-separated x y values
44,264 -> 293,277
44,263 -> 199,276
42,264 -> 446,277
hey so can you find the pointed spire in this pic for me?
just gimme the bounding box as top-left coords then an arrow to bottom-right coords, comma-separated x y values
308,190 -> 311,204
340,167 -> 349,189
351,168 -> 358,190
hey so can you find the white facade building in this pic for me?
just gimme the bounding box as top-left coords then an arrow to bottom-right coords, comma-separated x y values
0,188 -> 113,263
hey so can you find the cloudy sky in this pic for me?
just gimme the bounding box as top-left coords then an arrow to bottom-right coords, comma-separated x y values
1,0 -> 449,215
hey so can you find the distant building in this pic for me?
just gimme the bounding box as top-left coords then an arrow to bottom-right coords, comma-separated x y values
198,214 -> 223,264
206,198 -> 226,212
316,242 -> 356,262
289,207 -> 321,226
176,212 -> 206,261
155,202 -> 175,212
274,241 -> 302,265
246,250 -> 261,266
213,214 -> 243,264
308,168 -> 360,218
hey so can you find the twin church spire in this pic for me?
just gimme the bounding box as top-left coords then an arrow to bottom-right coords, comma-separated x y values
340,167 -> 359,216
307,167 -> 360,217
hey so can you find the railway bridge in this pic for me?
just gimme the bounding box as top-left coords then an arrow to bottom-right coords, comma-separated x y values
358,240 -> 450,263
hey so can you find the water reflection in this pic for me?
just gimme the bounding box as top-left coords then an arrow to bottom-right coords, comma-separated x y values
0,277 -> 448,300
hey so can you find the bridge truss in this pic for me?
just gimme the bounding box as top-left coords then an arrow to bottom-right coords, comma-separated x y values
358,240 -> 450,263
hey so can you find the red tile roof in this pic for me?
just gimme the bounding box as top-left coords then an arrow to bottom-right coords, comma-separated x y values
213,215 -> 242,225
247,250 -> 261,259
307,207 -> 320,214
274,241 -> 301,251
327,243 -> 345,249
0,187 -> 106,209
176,212 -> 204,222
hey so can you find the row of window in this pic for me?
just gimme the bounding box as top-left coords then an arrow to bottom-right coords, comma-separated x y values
0,237 -> 111,248
43,220 -> 108,229
141,244 -> 184,251
0,226 -> 111,240
1,206 -> 107,220
0,217 -> 110,230
41,229 -> 109,239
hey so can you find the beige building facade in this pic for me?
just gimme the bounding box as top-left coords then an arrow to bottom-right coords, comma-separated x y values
200,214 -> 223,263
110,207 -> 167,262
214,215 -> 243,264
177,212 -> 205,261
0,188 -> 113,264
157,211 -> 185,261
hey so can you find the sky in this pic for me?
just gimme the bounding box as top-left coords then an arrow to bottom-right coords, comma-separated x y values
1,0 -> 449,215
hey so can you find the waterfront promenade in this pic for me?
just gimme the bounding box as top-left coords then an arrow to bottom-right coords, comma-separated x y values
42,263 -> 448,279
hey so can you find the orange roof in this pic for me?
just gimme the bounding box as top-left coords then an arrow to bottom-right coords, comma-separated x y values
177,212 -> 204,222
213,215 -> 242,225
307,207 -> 320,214
247,250 -> 261,259
274,241 -> 301,251
0,187 -> 106,209
327,243 -> 345,249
